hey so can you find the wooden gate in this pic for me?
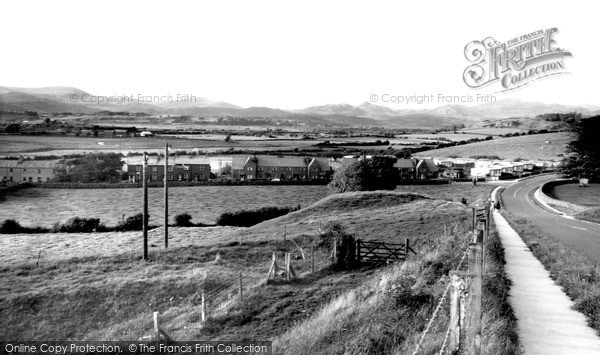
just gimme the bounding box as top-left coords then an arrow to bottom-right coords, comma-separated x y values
356,238 -> 416,265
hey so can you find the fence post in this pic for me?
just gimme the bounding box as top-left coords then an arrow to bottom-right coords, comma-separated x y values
356,239 -> 361,265
472,207 -> 476,230
239,272 -> 244,302
331,239 -> 337,262
201,293 -> 206,322
153,311 -> 160,341
448,274 -> 463,353
467,243 -> 483,355
405,238 -> 410,259
311,245 -> 315,273
285,253 -> 291,281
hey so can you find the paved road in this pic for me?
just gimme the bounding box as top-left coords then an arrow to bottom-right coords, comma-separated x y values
501,174 -> 600,261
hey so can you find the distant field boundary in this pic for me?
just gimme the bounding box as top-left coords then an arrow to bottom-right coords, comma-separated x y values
17,179 -> 331,189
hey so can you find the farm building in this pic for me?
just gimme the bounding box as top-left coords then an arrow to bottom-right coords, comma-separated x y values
0,159 -> 59,183
126,156 -> 211,183
234,155 -> 332,181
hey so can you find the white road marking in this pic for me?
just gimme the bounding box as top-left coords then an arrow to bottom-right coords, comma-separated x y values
571,226 -> 587,231
513,187 -> 522,198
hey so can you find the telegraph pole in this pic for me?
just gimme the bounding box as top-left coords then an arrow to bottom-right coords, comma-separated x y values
164,143 -> 171,248
143,151 -> 149,260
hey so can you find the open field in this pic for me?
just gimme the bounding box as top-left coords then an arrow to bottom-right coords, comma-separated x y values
0,185 -> 329,227
0,183 -> 504,347
549,183 -> 600,207
418,132 -> 572,160
0,135 -> 322,157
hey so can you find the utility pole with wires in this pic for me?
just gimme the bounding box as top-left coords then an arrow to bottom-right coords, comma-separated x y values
164,143 -> 171,248
143,151 -> 149,260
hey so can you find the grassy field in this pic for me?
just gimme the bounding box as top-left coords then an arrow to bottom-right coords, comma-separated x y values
0,183 -> 515,350
0,185 -> 329,227
417,132 -> 572,160
0,135 -> 321,156
549,183 -> 600,207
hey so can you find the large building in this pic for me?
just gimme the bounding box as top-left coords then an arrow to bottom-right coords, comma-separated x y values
0,159 -> 59,183
126,156 -> 211,183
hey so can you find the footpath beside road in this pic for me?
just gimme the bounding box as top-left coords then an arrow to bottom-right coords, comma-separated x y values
492,210 -> 600,354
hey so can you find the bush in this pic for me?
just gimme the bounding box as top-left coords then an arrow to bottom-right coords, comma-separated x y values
216,206 -> 300,227
116,213 -> 146,231
0,219 -> 22,234
58,217 -> 105,233
174,212 -> 193,227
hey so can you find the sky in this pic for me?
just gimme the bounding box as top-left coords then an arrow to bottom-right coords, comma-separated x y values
0,0 -> 597,110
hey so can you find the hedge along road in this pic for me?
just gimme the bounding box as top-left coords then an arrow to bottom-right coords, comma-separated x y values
501,174 -> 600,261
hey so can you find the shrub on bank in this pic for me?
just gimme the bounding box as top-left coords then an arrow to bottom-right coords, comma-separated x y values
174,213 -> 193,227
116,213 -> 146,231
53,217 -> 106,233
0,219 -> 22,234
216,205 -> 300,227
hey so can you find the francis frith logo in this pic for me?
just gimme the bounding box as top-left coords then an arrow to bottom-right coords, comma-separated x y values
463,28 -> 571,91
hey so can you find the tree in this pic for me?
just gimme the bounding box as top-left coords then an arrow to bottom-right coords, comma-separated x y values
5,123 -> 20,133
328,155 -> 398,193
558,116 -> 600,181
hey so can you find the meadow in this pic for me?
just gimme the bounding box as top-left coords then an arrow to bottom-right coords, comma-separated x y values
0,135 -> 319,157
417,132 -> 571,160
0,185 -> 329,227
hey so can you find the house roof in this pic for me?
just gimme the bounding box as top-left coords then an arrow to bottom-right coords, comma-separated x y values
394,159 -> 416,169
126,156 -> 210,166
256,156 -> 309,168
417,159 -> 439,172
0,159 -> 61,169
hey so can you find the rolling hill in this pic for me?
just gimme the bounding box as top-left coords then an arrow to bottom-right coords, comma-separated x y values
416,132 -> 572,160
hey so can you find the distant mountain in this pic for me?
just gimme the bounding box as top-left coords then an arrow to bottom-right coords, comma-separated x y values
1,86 -> 598,129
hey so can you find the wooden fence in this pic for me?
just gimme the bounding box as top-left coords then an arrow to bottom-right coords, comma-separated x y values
356,238 -> 416,265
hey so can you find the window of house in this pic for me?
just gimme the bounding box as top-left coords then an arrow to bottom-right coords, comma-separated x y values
184,174 -> 189,179
28,177 -> 32,182
247,174 -> 253,179
199,166 -> 204,170
168,166 -> 173,172
46,178 -> 50,182
247,167 -> 253,171
37,177 -> 41,182
199,173 -> 204,179
169,174 -> 173,180
8,176 -> 12,181
152,175 -> 157,180
136,166 -> 141,171
9,168 -> 13,173
38,169 -> 41,173
152,167 -> 157,171
23,177 -> 26,181
258,167 -> 263,171
23,168 -> 26,172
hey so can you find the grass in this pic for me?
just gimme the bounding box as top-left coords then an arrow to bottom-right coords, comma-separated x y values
416,132 -> 571,160
0,185 -> 327,227
500,210 -> 600,334
272,213 -> 521,354
575,208 -> 600,224
0,183 -> 519,351
549,183 -> 600,207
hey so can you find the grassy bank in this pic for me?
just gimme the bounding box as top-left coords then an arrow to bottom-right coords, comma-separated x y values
1,183 -> 519,350
500,210 -> 600,333
272,205 -> 520,354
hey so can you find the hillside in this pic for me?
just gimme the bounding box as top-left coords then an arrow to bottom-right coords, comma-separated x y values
0,185 -> 496,345
418,132 -> 573,161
